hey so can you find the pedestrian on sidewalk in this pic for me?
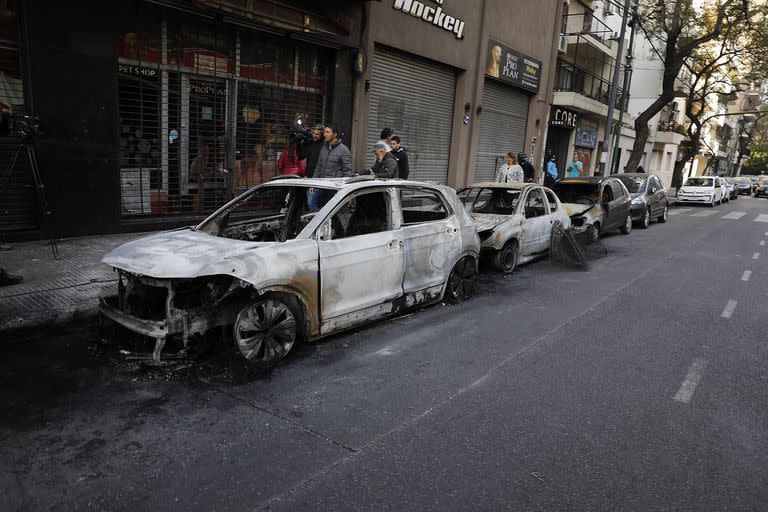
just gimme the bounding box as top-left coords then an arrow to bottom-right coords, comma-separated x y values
370,143 -> 398,178
545,155 -> 558,189
518,152 -> 535,183
566,153 -> 583,178
277,136 -> 306,177
297,124 -> 324,178
391,136 -> 410,179
495,153 -> 524,183
310,123 -> 353,211
378,127 -> 394,152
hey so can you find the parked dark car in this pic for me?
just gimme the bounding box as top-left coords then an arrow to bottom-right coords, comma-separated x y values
755,177 -> 768,198
553,176 -> 633,242
615,173 -> 669,229
734,177 -> 752,195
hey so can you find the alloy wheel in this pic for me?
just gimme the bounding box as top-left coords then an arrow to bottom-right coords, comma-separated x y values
235,299 -> 297,364
447,257 -> 476,303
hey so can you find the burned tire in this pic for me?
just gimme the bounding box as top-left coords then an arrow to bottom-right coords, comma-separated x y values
657,204 -> 668,223
445,256 -> 476,304
620,214 -> 632,235
639,207 -> 650,229
232,294 -> 300,372
493,239 -> 519,274
587,223 -> 600,244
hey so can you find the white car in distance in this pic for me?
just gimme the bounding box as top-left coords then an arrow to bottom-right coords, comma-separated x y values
677,176 -> 723,206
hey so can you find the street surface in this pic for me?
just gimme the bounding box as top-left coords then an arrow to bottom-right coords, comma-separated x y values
3,197 -> 768,511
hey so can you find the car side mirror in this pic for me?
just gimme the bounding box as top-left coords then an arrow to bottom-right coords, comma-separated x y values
317,221 -> 333,241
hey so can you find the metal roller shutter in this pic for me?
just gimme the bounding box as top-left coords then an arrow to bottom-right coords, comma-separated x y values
368,49 -> 455,183
474,79 -> 530,182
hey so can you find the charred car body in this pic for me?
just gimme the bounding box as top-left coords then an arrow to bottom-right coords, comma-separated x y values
553,177 -> 633,243
100,177 -> 480,367
457,182 -> 571,273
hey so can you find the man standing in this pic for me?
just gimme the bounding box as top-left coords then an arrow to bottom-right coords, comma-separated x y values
297,124 -> 324,178
391,136 -> 410,179
378,127 -> 394,152
566,153 -> 583,178
311,123 -> 353,211
518,152 -> 535,183
370,143 -> 398,178
545,155 -> 558,188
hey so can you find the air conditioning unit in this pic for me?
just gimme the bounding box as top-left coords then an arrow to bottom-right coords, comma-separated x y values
558,33 -> 568,53
604,4 -> 614,15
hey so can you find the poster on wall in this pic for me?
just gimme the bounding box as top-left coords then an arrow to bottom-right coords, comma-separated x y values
575,126 -> 599,149
485,39 -> 542,93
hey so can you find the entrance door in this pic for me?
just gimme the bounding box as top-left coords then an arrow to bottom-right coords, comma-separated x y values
318,190 -> 406,322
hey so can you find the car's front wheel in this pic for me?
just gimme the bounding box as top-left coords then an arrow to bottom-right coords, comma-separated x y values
445,256 -> 476,303
657,204 -> 668,223
620,214 -> 632,235
639,207 -> 650,229
233,294 -> 300,370
587,223 -> 600,244
493,239 -> 519,274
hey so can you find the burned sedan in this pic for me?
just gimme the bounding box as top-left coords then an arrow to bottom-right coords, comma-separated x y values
457,182 -> 571,273
553,177 -> 633,243
100,177 -> 480,368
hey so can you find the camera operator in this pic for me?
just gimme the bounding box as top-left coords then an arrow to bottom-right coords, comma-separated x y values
297,124 -> 324,178
0,101 -> 23,286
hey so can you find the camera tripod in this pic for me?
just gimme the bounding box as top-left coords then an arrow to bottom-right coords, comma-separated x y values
5,139 -> 59,259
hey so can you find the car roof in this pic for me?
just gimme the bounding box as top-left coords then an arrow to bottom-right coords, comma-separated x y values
464,182 -> 534,190
616,173 -> 651,179
260,176 -> 443,191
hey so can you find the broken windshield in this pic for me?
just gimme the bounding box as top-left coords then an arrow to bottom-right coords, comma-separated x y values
553,182 -> 599,204
196,185 -> 338,241
458,188 -> 521,215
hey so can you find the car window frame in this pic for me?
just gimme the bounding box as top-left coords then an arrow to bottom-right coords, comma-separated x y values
523,188 -> 547,219
398,186 -> 453,226
315,188 -> 395,242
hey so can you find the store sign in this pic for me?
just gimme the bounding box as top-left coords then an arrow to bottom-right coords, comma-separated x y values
575,126 -> 599,148
118,64 -> 157,77
550,107 -> 578,129
485,39 -> 541,93
392,0 -> 465,39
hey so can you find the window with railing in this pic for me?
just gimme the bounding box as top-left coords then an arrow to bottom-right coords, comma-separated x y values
555,60 -> 622,109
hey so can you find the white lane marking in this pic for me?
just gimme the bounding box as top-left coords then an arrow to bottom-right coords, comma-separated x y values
761,241 -> 766,246
753,252 -> 760,260
722,211 -> 746,219
764,232 -> 768,236
755,214 -> 768,223
721,299 -> 738,318
674,358 -> 709,403
668,208 -> 692,216
742,270 -> 752,281
691,211 -> 717,217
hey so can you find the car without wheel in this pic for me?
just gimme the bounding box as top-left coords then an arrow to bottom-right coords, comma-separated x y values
456,182 -> 571,273
553,177 -> 633,243
100,177 -> 481,369
615,173 -> 669,229
677,176 -> 722,206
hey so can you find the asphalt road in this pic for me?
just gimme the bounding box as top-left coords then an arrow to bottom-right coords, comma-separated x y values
2,195 -> 768,511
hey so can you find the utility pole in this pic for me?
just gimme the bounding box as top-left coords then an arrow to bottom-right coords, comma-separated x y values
611,0 -> 639,174
600,0 -> 631,176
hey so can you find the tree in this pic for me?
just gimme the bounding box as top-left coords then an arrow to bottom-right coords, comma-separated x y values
626,0 -> 749,173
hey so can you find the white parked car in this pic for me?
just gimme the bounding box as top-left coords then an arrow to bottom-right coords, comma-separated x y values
677,176 -> 723,206
717,177 -> 729,203
457,182 -> 571,273
100,177 -> 481,369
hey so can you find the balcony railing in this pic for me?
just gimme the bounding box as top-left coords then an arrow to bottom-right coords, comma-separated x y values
562,10 -> 615,45
555,61 -> 622,109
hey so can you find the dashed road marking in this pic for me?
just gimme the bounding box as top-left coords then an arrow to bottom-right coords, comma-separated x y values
669,208 -> 692,216
762,241 -> 766,246
674,358 -> 709,403
722,211 -> 746,219
691,211 -> 717,217
753,252 -> 760,260
721,299 -> 738,318
742,270 -> 752,281
755,214 -> 768,223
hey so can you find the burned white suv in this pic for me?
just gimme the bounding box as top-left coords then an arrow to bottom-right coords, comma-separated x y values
100,177 -> 480,369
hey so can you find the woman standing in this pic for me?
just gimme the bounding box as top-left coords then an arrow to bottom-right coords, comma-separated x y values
277,137 -> 306,177
495,152 -> 524,183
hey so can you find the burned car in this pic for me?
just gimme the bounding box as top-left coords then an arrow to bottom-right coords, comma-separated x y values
553,177 -> 632,243
100,177 -> 480,368
457,182 -> 571,273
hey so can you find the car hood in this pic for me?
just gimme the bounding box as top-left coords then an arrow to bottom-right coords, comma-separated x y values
470,213 -> 517,232
562,202 -> 601,219
102,229 -> 278,278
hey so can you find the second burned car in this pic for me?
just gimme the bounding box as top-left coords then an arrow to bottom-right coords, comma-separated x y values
457,182 -> 571,273
553,177 -> 633,243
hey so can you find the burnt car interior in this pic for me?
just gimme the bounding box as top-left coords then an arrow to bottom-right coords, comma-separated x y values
199,186 -> 336,242
330,192 -> 390,239
554,183 -> 599,205
400,189 -> 450,224
524,190 -> 547,218
460,188 -> 520,215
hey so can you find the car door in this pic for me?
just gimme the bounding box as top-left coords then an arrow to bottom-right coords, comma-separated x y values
317,189 -> 406,325
603,181 -> 628,230
520,188 -> 551,255
399,187 -> 460,295
647,176 -> 662,216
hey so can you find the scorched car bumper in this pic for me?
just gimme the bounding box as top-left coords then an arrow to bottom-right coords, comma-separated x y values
99,296 -> 168,339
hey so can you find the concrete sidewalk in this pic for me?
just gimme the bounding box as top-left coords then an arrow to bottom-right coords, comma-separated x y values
0,232 -> 149,333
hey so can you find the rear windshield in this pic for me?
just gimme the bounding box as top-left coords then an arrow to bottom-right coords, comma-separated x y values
553,182 -> 600,204
683,177 -> 713,187
616,175 -> 646,193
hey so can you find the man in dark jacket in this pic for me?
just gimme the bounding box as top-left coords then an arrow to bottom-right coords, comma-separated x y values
297,124 -> 324,178
391,136 -> 410,179
518,152 -> 535,183
370,143 -> 398,178
310,123 -> 353,211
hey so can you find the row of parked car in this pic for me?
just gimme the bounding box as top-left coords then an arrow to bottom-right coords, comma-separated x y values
99,172 -> 668,371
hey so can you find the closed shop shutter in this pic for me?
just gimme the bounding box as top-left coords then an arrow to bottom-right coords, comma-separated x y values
368,49 -> 455,183
474,79 -> 530,182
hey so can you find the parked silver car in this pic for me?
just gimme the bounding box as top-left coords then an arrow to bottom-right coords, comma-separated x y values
100,177 -> 481,369
457,182 -> 571,273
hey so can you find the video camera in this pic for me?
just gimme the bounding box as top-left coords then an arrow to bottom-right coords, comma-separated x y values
1,111 -> 40,140
289,124 -> 312,143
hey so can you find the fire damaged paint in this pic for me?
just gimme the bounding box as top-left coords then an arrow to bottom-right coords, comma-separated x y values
563,202 -> 602,234
459,182 -> 570,267
100,178 -> 480,365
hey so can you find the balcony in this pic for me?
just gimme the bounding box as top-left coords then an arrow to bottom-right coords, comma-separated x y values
562,10 -> 615,56
555,61 -> 623,113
